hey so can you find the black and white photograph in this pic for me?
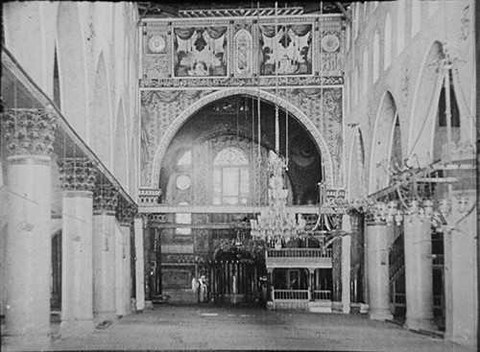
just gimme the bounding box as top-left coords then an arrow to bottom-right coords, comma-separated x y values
0,0 -> 478,351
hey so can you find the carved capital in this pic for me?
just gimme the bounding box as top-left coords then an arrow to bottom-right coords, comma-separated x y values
58,158 -> 96,192
116,197 -> 138,226
364,212 -> 386,226
2,108 -> 56,156
93,183 -> 119,214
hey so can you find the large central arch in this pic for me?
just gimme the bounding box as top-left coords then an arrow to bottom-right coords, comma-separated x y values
149,87 -> 335,188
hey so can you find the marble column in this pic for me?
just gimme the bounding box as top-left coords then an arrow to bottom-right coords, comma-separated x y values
366,217 -> 393,321
58,158 -> 96,336
403,214 -> 435,331
349,213 -> 364,309
444,192 -> 477,347
115,201 -> 136,317
3,109 -> 56,346
341,214 -> 352,313
123,225 -> 132,314
114,222 -> 125,317
134,216 -> 145,311
93,184 -> 118,322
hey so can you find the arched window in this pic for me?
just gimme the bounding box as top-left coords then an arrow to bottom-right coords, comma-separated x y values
396,0 -> 405,54
213,147 -> 249,205
384,14 -> 392,69
373,31 -> 380,82
362,49 -> 369,93
354,66 -> 359,105
411,0 -> 421,37
53,49 -> 61,108
177,150 -> 192,166
353,3 -> 359,39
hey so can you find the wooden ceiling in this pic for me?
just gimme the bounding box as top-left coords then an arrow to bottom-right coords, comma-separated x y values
138,1 -> 352,18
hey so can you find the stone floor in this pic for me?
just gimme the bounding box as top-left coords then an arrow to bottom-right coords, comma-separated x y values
2,304 -> 476,351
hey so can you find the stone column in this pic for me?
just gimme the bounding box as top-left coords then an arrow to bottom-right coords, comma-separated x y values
308,268 -> 314,301
93,183 -> 118,322
366,216 -> 393,321
58,158 -> 96,336
115,200 -> 136,317
332,237 -> 343,312
123,225 -> 133,314
341,214 -> 351,314
114,221 -> 125,317
403,214 -> 435,331
3,109 -> 56,346
349,213 -> 364,311
444,192 -> 477,347
134,216 -> 146,311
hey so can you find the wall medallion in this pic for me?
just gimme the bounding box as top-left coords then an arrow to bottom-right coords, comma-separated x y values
148,34 -> 167,54
321,34 -> 340,53
176,174 -> 192,190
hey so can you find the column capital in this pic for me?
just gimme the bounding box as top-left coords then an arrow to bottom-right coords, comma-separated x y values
2,108 -> 56,157
93,183 -> 119,215
365,212 -> 386,226
58,158 -> 96,192
116,198 -> 138,226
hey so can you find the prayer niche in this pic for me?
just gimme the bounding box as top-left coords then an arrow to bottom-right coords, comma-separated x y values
174,26 -> 228,77
260,24 -> 312,76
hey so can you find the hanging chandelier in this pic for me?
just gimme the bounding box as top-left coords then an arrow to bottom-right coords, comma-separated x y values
250,151 -> 306,246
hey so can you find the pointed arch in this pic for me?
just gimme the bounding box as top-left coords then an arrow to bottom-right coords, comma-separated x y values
384,13 -> 392,69
56,2 -> 88,138
90,52 -> 112,167
411,0 -> 421,37
396,0 -> 405,55
53,47 -> 61,109
114,100 -> 128,186
347,127 -> 366,200
362,49 -> 369,93
408,41 -> 445,165
373,31 -> 380,82
368,91 -> 400,193
149,88 -> 335,188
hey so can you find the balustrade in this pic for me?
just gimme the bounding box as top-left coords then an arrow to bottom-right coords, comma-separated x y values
266,248 -> 333,258
313,290 -> 332,300
273,289 -> 310,301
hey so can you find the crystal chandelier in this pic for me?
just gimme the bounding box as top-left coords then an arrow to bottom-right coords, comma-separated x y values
250,151 -> 306,245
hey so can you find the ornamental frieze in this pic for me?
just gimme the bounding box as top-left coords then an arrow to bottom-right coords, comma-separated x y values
58,158 -> 96,192
2,108 -> 57,157
140,75 -> 343,88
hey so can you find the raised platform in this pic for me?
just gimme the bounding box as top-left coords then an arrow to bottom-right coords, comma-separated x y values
267,300 -> 334,313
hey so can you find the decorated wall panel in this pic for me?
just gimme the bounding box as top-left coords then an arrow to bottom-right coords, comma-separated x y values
141,15 -> 344,87
140,15 -> 345,188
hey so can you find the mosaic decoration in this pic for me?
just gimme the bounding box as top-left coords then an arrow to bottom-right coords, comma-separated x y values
259,24 -> 312,75
234,29 -> 253,77
141,15 -> 344,86
173,26 -> 228,77
140,89 -> 214,185
274,87 -> 343,185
